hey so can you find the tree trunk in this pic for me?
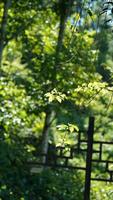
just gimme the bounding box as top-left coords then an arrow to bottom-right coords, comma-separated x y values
0,0 -> 11,67
41,109 -> 55,164
41,0 -> 74,165
54,0 -> 74,81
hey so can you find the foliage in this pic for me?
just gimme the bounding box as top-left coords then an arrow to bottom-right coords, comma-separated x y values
0,0 -> 113,199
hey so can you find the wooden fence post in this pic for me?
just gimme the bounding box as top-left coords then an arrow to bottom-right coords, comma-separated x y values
84,117 -> 95,200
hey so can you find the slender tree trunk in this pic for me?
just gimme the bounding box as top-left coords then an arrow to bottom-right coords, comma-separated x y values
0,0 -> 11,67
54,0 -> 74,81
41,0 -> 74,164
41,109 -> 55,164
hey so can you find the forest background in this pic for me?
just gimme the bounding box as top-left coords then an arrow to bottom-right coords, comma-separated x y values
1,0 -> 113,199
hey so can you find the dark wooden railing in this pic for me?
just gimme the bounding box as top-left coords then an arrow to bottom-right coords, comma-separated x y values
29,117 -> 113,200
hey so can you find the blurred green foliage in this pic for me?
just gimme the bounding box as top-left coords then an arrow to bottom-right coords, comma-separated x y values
0,0 -> 113,199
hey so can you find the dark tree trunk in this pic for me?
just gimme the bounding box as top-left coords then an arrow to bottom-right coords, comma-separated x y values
54,0 -> 74,77
41,0 -> 74,164
41,109 -> 55,164
0,0 -> 11,67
